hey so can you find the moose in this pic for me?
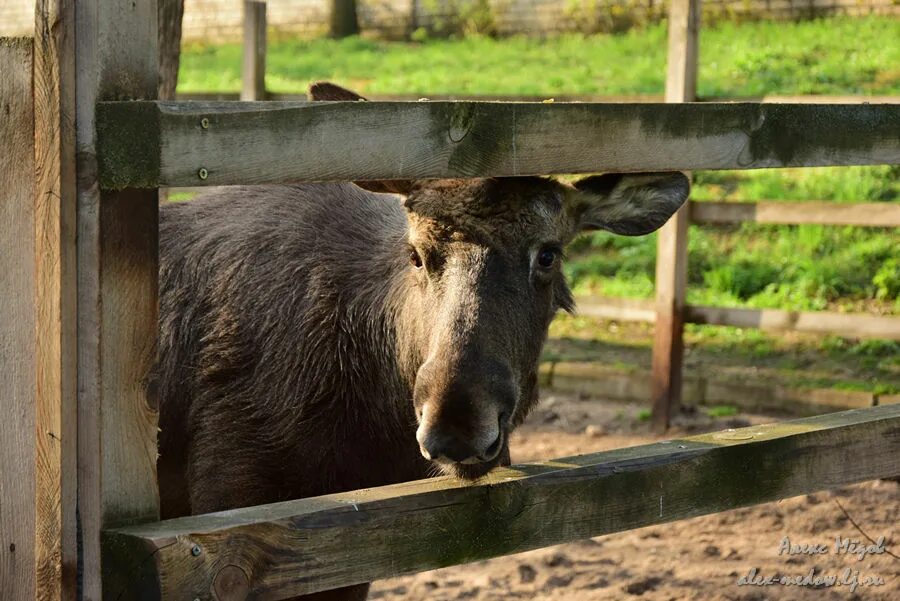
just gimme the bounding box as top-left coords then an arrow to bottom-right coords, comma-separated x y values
154,83 -> 689,600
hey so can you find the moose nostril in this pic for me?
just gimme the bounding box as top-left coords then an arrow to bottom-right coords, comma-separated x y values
420,431 -> 479,464
480,432 -> 503,462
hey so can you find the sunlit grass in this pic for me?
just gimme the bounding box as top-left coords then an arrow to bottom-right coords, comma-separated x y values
179,17 -> 900,97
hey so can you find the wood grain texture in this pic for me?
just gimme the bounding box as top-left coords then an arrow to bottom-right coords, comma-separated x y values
0,37 -> 36,601
690,200 -> 900,226
650,0 -> 701,433
649,210 -> 688,432
685,305 -> 900,339
664,0 -> 700,104
240,1 -> 266,101
101,405 -> 900,601
94,100 -> 900,189
74,2 -> 161,600
32,1 -> 80,598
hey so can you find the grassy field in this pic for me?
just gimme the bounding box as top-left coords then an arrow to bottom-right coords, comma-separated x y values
176,16 -> 900,396
179,17 -> 900,97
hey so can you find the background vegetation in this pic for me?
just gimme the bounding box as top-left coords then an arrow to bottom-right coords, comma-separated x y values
179,17 -> 899,97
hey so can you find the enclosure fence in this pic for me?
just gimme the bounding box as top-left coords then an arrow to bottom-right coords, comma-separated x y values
1,0 -> 899,599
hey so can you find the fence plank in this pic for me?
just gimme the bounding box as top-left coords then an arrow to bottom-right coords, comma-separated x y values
95,100 -> 900,189
650,0 -> 700,433
0,37 -> 36,601
74,1 -> 161,599
32,0 -> 80,597
241,0 -> 266,101
575,295 -> 657,322
572,296 -> 900,339
101,405 -> 900,600
685,305 -> 900,339
690,200 -> 900,227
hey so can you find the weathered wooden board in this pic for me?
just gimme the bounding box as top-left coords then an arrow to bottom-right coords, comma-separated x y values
650,0 -> 700,433
74,1 -> 162,599
685,305 -> 900,339
0,36 -> 36,601
574,296 -> 900,339
241,0 -> 266,101
102,405 -> 900,601
32,0 -> 80,598
575,295 -> 656,322
691,200 -> 900,227
95,100 -> 900,189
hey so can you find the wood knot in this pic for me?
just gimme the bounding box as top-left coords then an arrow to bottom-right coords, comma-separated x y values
449,105 -> 474,143
212,564 -> 250,601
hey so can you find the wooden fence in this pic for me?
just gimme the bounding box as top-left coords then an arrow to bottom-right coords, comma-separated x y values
2,1 -> 899,599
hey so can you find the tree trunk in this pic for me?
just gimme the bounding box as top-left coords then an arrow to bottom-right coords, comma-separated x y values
158,0 -> 185,100
330,0 -> 360,38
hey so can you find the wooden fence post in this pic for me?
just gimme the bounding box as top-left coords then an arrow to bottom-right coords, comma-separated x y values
74,1 -> 161,599
242,0 -> 267,101
650,0 -> 700,433
33,0 -> 81,596
0,36 -> 39,601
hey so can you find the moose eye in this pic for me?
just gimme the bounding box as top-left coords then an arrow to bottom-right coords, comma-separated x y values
537,248 -> 558,269
409,247 -> 424,269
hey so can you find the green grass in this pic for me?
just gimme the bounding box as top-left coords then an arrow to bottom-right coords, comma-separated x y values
704,405 -> 739,418
566,165 -> 900,315
179,17 -> 900,96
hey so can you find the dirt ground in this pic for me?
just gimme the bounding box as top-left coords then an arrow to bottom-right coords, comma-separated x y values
369,394 -> 899,601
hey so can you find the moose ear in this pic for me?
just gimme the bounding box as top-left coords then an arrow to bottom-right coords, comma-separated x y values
569,172 -> 689,235
308,81 -> 367,102
308,82 -> 414,195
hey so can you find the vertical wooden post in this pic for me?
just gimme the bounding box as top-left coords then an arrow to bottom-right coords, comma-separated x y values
650,0 -> 700,433
0,36 -> 39,601
33,0 -> 81,597
241,0 -> 267,101
74,1 -> 161,599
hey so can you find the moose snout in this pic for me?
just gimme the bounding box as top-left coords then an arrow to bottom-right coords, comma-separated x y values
416,412 -> 504,464
413,360 -> 516,468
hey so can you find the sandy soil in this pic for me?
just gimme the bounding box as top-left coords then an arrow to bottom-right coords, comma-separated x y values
369,394 -> 899,601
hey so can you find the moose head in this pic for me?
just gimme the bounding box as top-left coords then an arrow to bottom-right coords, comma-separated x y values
310,82 -> 689,478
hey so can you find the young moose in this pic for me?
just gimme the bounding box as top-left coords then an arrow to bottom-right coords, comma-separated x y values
155,83 -> 689,600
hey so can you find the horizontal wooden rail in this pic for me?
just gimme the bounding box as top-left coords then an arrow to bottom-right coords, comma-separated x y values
576,295 -> 658,322
102,405 -> 900,600
95,101 -> 900,188
685,305 -> 900,339
574,296 -> 900,339
691,200 -> 900,227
